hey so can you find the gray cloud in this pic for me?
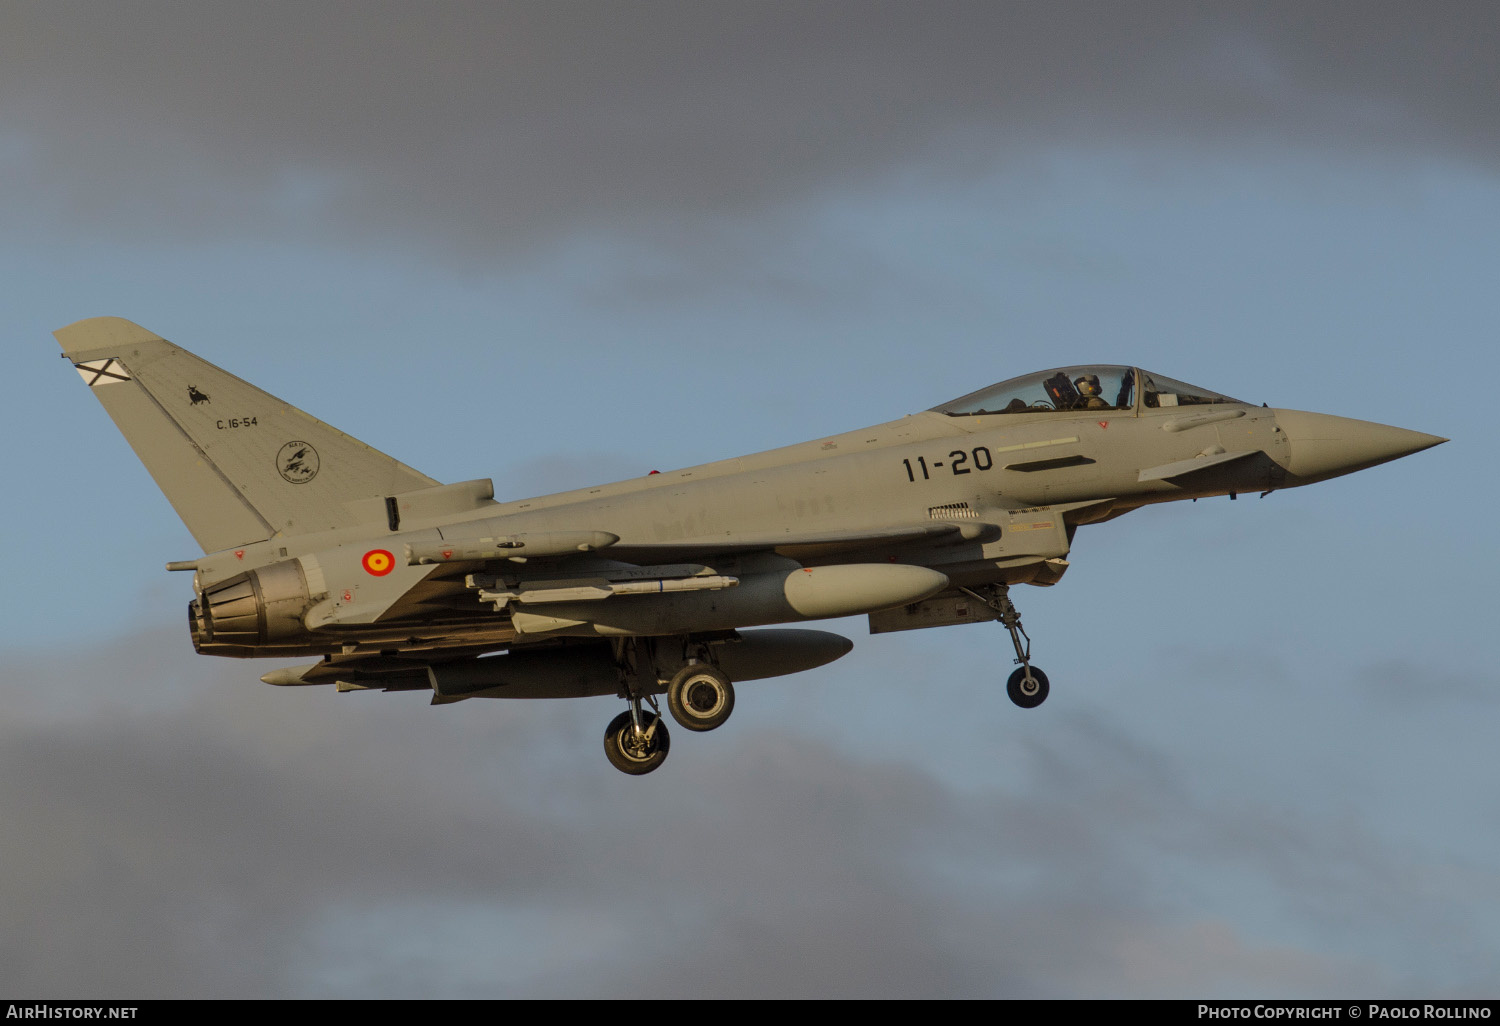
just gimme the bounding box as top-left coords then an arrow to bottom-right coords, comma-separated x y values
4,2 -> 1497,265
4,627 -> 1490,997
1356,658 -> 1499,704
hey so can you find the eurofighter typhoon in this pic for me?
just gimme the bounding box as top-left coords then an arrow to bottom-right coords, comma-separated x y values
56,318 -> 1445,775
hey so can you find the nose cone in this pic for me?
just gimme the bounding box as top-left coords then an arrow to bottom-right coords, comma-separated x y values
1272,409 -> 1446,485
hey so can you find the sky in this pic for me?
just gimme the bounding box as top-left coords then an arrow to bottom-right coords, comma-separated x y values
1,1 -> 1495,998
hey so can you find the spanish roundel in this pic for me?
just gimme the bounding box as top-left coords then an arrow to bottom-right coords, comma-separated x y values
362,549 -> 395,576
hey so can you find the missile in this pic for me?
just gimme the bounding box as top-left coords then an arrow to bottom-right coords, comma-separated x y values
405,530 -> 619,564
473,573 -> 740,609
510,563 -> 950,637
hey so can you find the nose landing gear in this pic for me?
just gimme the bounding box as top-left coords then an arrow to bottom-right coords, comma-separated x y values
962,584 -> 1050,709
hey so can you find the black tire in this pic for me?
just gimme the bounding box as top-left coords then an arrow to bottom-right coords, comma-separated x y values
603,710 -> 671,775
1006,665 -> 1050,708
666,665 -> 735,732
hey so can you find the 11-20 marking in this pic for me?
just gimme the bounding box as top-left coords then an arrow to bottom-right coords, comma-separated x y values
902,447 -> 993,482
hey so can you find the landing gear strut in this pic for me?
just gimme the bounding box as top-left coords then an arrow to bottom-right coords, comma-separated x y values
962,584 -> 1050,709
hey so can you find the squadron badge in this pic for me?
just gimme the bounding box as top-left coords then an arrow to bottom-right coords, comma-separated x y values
276,441 -> 319,484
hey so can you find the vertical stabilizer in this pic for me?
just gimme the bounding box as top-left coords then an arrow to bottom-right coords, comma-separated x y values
55,317 -> 440,553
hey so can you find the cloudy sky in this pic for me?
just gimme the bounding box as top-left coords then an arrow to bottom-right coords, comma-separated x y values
2,1 -> 1494,997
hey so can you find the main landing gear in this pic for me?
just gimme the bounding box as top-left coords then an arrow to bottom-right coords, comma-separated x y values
666,663 -> 735,732
603,708 -> 671,776
962,584 -> 1050,709
602,639 -> 737,776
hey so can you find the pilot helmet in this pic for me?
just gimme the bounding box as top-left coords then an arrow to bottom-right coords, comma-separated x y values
1075,373 -> 1102,397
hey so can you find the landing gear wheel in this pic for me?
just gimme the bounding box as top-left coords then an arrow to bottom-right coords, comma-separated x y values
666,665 -> 735,732
603,710 -> 671,775
1007,665 -> 1050,709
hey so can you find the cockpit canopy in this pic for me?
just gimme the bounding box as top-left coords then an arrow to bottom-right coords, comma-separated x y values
932,366 -> 1244,416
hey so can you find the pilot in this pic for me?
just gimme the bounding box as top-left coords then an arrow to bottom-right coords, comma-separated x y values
1074,374 -> 1109,410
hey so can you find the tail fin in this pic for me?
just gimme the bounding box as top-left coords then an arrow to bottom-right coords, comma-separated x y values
56,317 -> 440,553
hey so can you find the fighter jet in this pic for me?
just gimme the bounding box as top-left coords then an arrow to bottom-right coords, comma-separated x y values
55,317 -> 1445,775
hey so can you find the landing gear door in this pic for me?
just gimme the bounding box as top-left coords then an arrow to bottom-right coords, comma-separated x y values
991,508 -> 1071,562
868,593 -> 1000,634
